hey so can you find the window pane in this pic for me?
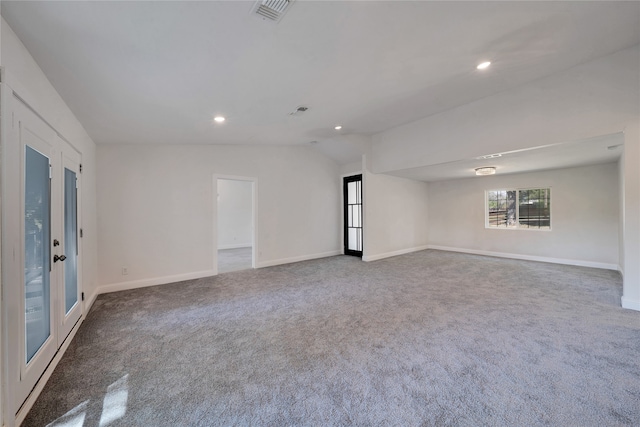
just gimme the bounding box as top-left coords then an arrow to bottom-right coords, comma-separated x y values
519,188 -> 551,229
487,190 -> 516,228
64,168 -> 78,314
487,191 -> 502,227
506,191 -> 517,227
488,189 -> 549,229
25,146 -> 51,363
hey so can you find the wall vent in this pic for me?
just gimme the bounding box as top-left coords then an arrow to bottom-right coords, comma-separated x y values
253,0 -> 294,22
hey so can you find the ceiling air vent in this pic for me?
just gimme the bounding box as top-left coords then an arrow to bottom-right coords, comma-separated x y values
253,0 -> 295,22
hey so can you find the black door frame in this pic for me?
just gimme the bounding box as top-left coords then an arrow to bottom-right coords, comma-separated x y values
343,174 -> 363,257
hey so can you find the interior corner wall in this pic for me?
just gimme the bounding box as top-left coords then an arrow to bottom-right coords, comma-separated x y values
622,121 -> 640,310
217,179 -> 253,249
618,156 -> 625,275
362,170 -> 429,262
97,144 -> 340,288
427,163 -> 620,268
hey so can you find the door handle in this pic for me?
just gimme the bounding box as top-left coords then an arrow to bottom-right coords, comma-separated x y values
53,254 -> 67,263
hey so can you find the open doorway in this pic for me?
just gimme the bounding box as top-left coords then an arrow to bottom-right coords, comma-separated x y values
216,178 -> 255,273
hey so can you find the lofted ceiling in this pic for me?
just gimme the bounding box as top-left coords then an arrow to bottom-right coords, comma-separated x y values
2,1 -> 640,167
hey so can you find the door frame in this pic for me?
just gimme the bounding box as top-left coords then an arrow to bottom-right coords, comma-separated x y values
1,84 -> 85,426
212,175 -> 258,274
343,174 -> 363,257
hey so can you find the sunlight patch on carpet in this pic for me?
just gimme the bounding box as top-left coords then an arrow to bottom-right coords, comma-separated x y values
99,374 -> 129,426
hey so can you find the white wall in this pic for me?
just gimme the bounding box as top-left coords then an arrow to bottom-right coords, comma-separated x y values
340,161 -> 362,176
371,46 -> 639,173
97,144 -> 340,288
217,179 -> 253,249
363,170 -> 429,261
428,163 -> 620,268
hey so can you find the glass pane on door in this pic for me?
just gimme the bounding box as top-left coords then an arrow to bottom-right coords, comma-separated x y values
64,168 -> 78,314
348,228 -> 358,251
25,146 -> 51,363
348,181 -> 357,205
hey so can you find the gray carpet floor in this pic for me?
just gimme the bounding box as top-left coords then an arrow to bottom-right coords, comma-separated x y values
218,247 -> 253,273
22,250 -> 640,426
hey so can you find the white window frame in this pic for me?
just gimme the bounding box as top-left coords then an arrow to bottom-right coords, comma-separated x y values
485,187 -> 552,231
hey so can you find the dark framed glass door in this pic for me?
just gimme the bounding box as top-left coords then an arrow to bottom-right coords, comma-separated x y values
343,174 -> 363,257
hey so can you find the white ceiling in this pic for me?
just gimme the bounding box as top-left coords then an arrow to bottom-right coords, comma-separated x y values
2,1 -> 639,166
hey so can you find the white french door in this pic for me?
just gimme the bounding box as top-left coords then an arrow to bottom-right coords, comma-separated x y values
58,143 -> 82,345
3,92 -> 83,417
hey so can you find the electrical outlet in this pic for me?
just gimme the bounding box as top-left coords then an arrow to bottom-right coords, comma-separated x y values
122,267 -> 128,275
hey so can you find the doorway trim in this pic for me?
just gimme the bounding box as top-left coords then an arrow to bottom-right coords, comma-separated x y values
213,175 -> 258,275
343,174 -> 363,257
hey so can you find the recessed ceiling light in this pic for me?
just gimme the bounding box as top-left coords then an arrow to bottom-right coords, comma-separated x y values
477,61 -> 491,70
213,116 -> 226,123
475,167 -> 496,176
334,125 -> 342,130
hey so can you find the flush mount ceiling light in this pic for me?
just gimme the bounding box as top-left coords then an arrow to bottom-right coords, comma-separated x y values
477,61 -> 491,70
475,167 -> 496,176
213,116 -> 226,123
334,125 -> 342,130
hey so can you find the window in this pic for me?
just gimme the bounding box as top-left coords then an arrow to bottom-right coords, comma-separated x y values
486,188 -> 551,230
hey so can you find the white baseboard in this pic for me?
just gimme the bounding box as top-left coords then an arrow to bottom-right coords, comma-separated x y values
621,296 -> 640,311
362,245 -> 429,262
14,316 -> 83,427
427,245 -> 619,271
85,289 -> 99,314
218,243 -> 252,250
257,250 -> 341,268
98,270 -> 217,295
